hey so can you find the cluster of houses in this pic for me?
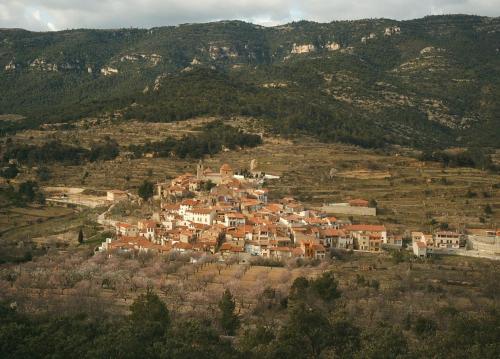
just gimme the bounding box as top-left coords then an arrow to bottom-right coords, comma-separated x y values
99,162 -> 499,261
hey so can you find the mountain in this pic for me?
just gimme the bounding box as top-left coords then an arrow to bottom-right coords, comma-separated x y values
1,15 -> 499,148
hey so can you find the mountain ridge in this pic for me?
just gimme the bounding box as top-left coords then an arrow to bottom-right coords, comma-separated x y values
1,14 -> 499,149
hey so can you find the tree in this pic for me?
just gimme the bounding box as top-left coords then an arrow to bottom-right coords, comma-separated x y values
369,199 -> 378,208
413,316 -> 437,336
138,180 -> 154,201
289,276 -> 310,303
202,180 -> 216,192
129,290 -> 170,342
18,181 -> 38,202
1,164 -> 19,179
218,288 -> 240,335
361,324 -> 408,359
484,204 -> 493,215
77,228 -> 84,244
310,271 -> 341,302
159,320 -> 237,358
272,303 -> 334,358
36,166 -> 51,181
239,325 -> 275,355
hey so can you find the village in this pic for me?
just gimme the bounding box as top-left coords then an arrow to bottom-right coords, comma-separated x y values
98,160 -> 500,261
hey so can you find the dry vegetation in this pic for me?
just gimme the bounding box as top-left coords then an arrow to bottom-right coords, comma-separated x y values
1,248 -> 498,332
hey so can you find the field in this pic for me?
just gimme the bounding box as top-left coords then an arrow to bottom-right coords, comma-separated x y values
0,249 -> 498,331
8,117 -> 498,233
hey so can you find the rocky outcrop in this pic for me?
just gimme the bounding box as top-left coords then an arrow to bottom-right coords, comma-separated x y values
361,33 -> 377,43
29,58 -> 58,71
153,73 -> 168,91
190,58 -> 202,65
119,53 -> 162,66
208,45 -> 238,60
325,41 -> 341,51
291,43 -> 316,54
384,26 -> 401,36
4,60 -> 16,71
100,66 -> 118,76
420,46 -> 446,56
261,82 -> 288,89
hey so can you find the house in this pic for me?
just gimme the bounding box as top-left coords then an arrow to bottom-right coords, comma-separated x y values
320,228 -> 351,249
413,240 -> 427,257
369,234 -> 382,252
301,241 -> 326,259
106,236 -> 169,254
387,235 -> 403,247
173,241 -> 193,253
107,190 -> 128,202
434,231 -> 461,249
179,229 -> 196,244
196,161 -> 234,184
269,247 -> 292,260
116,222 -> 138,237
345,225 -> 388,248
184,208 -> 215,225
356,234 -> 370,251
138,220 -> 158,241
179,199 -> 199,215
220,242 -> 245,258
241,199 -> 262,213
224,212 -> 246,227
411,232 -> 433,247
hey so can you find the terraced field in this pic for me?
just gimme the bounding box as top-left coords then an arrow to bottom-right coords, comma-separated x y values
7,117 -> 500,235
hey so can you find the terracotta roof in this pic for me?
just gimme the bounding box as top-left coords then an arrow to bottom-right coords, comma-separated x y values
345,224 -> 386,232
270,246 -> 292,252
220,163 -> 232,171
241,199 -> 261,207
321,228 -> 346,237
189,208 -> 214,215
173,242 -> 193,250
349,199 -> 369,207
312,244 -> 326,251
220,242 -> 234,251
226,212 -> 245,219
292,247 -> 304,256
139,220 -> 157,228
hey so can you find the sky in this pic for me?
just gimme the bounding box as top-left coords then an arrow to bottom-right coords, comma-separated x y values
0,1 -> 499,32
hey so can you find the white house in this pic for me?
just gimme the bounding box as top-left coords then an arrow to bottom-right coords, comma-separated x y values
184,208 -> 215,226
434,231 -> 461,249
224,212 -> 246,227
413,241 -> 427,257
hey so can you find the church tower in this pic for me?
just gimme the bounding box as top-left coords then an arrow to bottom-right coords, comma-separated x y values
196,160 -> 204,180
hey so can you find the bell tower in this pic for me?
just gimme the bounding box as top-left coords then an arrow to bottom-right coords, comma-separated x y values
196,160 -> 204,180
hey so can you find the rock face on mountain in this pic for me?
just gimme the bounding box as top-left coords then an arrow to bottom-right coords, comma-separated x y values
0,15 -> 499,148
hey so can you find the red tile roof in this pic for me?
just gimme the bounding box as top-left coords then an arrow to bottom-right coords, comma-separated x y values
344,225 -> 386,232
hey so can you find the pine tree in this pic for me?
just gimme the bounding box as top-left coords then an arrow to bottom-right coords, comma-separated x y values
218,289 -> 240,335
77,228 -> 84,244
138,180 -> 154,201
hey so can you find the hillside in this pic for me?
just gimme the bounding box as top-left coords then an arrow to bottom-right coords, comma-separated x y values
1,15 -> 499,148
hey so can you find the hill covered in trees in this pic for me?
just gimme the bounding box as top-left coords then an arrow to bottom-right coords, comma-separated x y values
1,15 -> 499,149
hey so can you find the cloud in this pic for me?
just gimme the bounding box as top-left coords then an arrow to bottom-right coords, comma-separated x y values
0,0 -> 498,31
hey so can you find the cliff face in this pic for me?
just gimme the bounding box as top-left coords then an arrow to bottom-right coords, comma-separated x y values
0,15 -> 499,148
